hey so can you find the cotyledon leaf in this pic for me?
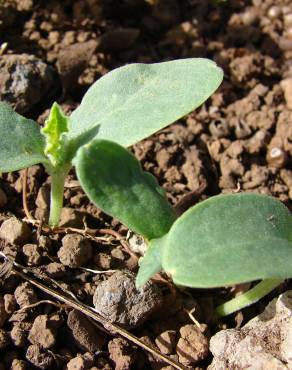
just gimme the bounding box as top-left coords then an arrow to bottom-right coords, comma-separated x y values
136,193 -> 292,288
163,193 -> 292,287
74,139 -> 176,240
0,102 -> 46,172
69,59 -> 223,147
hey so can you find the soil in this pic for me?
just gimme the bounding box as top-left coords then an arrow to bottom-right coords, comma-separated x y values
0,0 -> 292,369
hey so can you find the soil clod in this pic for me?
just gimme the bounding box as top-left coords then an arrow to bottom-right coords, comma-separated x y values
93,270 -> 163,329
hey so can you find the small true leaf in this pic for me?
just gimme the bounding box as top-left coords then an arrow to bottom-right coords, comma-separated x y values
0,102 -> 46,172
69,59 -> 223,147
41,103 -> 70,167
75,139 -> 176,240
136,193 -> 292,288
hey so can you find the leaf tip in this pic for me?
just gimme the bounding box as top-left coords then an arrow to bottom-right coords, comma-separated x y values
135,269 -> 150,290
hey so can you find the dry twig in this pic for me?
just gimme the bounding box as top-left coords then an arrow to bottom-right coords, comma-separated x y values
0,251 -> 186,370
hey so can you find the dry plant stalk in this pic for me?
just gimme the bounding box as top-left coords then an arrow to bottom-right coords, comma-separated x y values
0,251 -> 186,370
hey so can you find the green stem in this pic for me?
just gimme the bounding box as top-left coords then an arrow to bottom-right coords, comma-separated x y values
48,166 -> 70,227
216,279 -> 284,317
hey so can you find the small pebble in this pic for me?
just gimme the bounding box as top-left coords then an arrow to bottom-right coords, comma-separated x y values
108,337 -> 137,369
26,344 -> 55,369
4,294 -> 16,314
267,5 -> 281,19
65,353 -> 94,370
23,244 -> 42,266
11,359 -> 28,370
11,323 -> 28,347
14,282 -> 37,308
267,146 -> 287,168
241,8 -> 258,26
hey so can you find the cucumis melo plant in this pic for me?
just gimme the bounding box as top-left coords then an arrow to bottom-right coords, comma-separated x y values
0,58 -> 223,228
1,57 -> 291,316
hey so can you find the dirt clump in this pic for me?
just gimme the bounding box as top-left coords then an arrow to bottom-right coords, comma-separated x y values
44,262 -> 66,278
11,359 -> 28,370
0,54 -> 56,113
57,40 -> 98,92
14,282 -> 38,308
0,218 -> 31,245
155,330 -> 177,355
65,352 -> 94,370
28,314 -> 62,349
67,309 -> 105,352
93,270 -> 163,329
26,343 -> 55,369
22,244 -> 42,266
4,293 -> 16,313
176,324 -> 209,366
108,337 -> 137,370
11,322 -> 30,347
58,233 -> 92,267
59,208 -> 85,228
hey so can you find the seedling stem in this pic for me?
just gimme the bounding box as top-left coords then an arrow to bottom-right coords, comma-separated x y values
216,279 -> 283,317
47,165 -> 71,226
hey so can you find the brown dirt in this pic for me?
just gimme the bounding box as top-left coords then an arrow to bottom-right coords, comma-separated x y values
0,0 -> 292,369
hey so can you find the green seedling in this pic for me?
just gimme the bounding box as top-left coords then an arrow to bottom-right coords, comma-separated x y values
0,58 -> 223,228
75,139 -> 292,315
2,58 -> 290,316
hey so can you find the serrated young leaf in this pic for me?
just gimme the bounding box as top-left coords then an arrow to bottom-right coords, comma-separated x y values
0,102 -> 46,172
69,59 -> 223,147
161,193 -> 292,288
75,139 -> 176,240
41,102 -> 70,167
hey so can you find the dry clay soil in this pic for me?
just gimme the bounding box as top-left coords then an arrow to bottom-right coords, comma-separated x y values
0,0 -> 292,369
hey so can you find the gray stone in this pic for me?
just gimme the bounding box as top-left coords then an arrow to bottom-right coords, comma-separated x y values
93,270 -> 163,329
209,291 -> 292,370
0,54 -> 56,113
